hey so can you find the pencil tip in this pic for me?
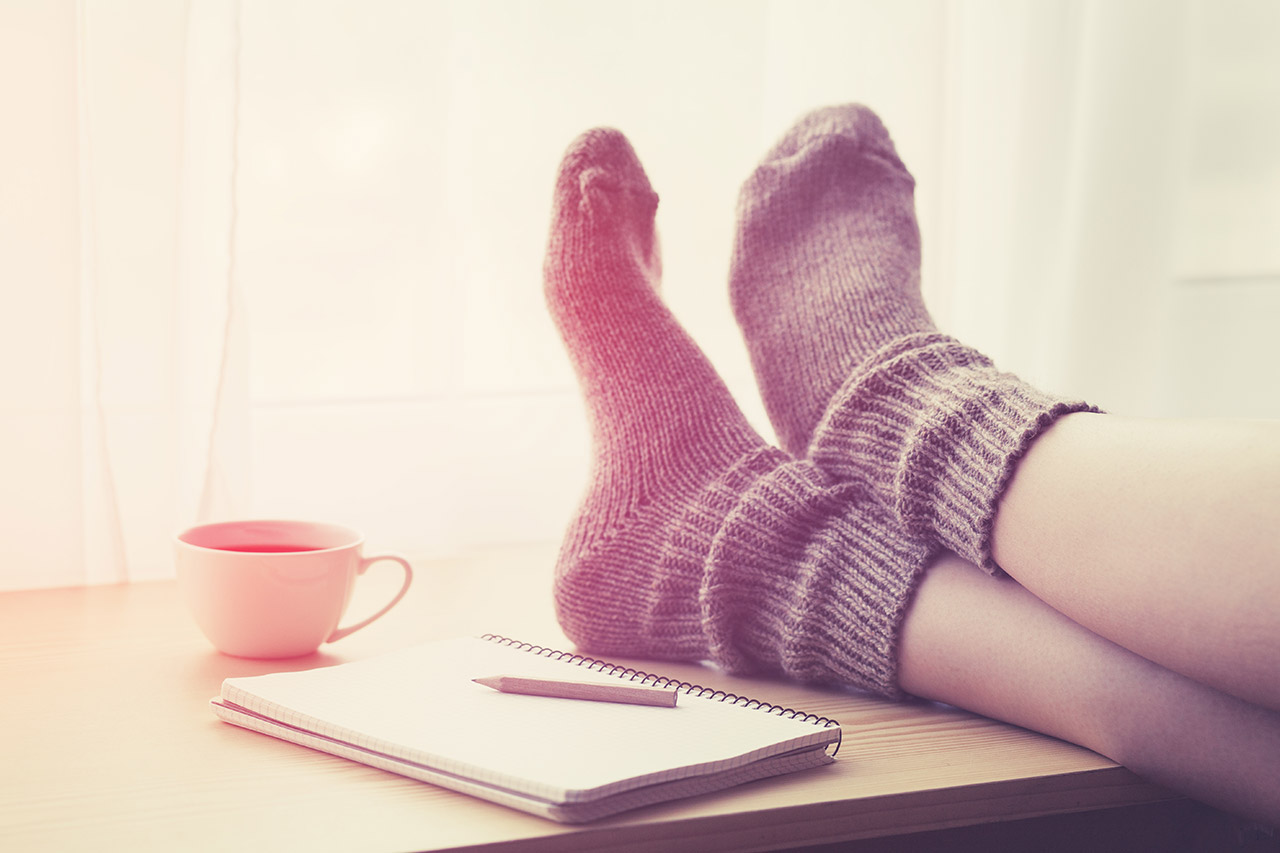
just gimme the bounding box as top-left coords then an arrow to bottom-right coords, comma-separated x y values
473,676 -> 502,690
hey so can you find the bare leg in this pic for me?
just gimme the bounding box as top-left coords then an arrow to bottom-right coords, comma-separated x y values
898,554 -> 1280,824
990,414 -> 1280,710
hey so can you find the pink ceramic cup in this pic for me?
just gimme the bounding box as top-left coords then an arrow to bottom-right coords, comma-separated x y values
175,520 -> 413,658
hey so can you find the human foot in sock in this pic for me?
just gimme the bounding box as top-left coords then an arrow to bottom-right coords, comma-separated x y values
544,127 -> 934,696
730,103 -> 934,457
731,105 -> 1098,574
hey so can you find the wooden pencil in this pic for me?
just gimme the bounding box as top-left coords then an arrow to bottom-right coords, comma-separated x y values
472,675 -> 678,707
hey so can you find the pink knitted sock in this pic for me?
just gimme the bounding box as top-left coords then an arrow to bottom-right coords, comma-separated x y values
544,127 -> 934,696
730,105 -> 1098,575
731,104 -> 934,457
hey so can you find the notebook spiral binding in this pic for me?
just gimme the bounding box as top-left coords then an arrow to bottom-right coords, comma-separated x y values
482,634 -> 842,757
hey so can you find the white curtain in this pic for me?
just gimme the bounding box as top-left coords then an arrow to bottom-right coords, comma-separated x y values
3,0 -> 1277,590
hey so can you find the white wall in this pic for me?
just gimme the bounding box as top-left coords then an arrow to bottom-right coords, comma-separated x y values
1163,0 -> 1280,419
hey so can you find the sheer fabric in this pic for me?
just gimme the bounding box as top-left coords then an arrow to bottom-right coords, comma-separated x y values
2,0 -> 1276,589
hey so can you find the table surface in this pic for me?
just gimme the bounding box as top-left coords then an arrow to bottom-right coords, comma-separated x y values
0,543 -> 1179,852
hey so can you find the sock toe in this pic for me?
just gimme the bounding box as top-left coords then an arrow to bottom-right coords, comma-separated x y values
757,103 -> 907,175
554,127 -> 656,212
545,132 -> 662,318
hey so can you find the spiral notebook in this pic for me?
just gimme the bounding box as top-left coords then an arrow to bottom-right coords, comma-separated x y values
210,634 -> 842,823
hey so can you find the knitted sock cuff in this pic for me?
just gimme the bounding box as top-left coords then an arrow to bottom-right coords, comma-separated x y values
814,333 -> 1100,574
683,451 -> 933,697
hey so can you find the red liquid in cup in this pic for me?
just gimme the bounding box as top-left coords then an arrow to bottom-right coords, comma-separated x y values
215,544 -> 326,553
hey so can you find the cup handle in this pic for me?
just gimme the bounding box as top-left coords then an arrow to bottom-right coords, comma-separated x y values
326,553 -> 413,643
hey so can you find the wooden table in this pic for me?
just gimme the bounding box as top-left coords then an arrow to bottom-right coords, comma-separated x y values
0,543 -> 1209,852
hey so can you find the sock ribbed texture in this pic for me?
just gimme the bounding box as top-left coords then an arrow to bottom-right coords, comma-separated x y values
731,104 -> 934,457
544,127 -> 935,696
810,332 -> 1100,575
